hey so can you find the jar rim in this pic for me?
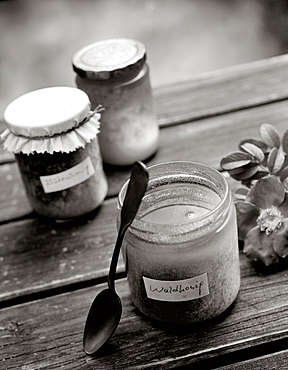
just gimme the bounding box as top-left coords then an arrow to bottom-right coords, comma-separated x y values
118,161 -> 230,241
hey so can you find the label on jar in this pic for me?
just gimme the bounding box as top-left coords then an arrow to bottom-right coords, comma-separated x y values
143,273 -> 209,302
40,157 -> 95,193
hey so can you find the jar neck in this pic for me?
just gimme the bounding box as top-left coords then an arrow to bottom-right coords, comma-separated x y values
76,63 -> 148,86
118,161 -> 231,245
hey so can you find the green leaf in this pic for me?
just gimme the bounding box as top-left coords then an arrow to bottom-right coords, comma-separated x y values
260,123 -> 280,148
220,152 -> 251,170
240,143 -> 265,162
267,147 -> 285,174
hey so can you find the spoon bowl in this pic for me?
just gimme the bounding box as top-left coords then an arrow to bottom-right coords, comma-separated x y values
83,161 -> 149,356
83,289 -> 121,355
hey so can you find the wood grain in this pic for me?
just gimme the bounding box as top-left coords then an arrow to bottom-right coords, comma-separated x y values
1,253 -> 288,369
2,54 -> 288,369
1,99 -> 288,222
154,53 -> 288,126
1,99 -> 288,304
216,350 -> 288,370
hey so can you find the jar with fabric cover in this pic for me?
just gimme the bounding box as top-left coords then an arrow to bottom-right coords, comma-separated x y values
1,86 -> 108,220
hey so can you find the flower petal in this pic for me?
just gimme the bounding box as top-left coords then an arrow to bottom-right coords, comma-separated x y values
246,175 -> 285,209
278,193 -> 288,218
243,226 -> 280,266
273,219 -> 288,258
235,201 -> 260,240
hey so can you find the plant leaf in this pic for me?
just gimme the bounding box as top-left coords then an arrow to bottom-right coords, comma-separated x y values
234,187 -> 249,200
282,129 -> 288,155
240,143 -> 265,162
220,152 -> 251,170
280,165 -> 288,181
241,169 -> 268,188
229,164 -> 259,180
280,165 -> 288,190
267,147 -> 285,174
239,139 -> 268,153
260,123 -> 280,148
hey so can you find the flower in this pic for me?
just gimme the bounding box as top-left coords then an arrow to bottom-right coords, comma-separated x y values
236,175 -> 288,266
220,123 -> 288,268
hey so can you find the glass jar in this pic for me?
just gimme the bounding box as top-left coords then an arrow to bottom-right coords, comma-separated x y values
117,161 -> 240,323
72,38 -> 159,166
1,87 -> 108,220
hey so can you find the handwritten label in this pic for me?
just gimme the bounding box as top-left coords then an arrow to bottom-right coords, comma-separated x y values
40,157 -> 95,193
143,273 -> 209,302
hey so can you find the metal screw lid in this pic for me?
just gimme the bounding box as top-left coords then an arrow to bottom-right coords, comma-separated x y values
72,38 -> 146,81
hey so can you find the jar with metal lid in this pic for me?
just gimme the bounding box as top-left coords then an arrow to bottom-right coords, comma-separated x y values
1,86 -> 108,220
117,161 -> 240,323
72,38 -> 159,166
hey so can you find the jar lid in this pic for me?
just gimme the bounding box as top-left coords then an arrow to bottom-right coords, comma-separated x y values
4,86 -> 91,137
72,38 -> 146,81
1,87 -> 102,154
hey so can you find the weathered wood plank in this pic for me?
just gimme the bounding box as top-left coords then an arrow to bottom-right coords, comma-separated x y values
2,55 -> 288,369
2,53 -> 288,164
1,253 -> 288,369
216,350 -> 288,370
154,53 -> 288,126
0,174 -> 242,306
1,99 -> 288,222
4,99 -> 288,303
0,197 -> 122,305
0,163 -> 32,221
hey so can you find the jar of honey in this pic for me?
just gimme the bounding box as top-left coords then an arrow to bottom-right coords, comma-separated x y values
72,38 -> 159,166
117,161 -> 240,323
1,87 -> 108,220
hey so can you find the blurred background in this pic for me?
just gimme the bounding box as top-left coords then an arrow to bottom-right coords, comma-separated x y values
1,0 -> 288,120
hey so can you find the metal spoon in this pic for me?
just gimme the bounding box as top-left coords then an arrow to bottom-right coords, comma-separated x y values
83,161 -> 149,356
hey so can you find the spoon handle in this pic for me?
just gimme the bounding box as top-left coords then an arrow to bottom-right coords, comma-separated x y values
108,161 -> 149,291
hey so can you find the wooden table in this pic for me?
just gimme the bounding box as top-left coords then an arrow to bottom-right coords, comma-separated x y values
1,54 -> 288,369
